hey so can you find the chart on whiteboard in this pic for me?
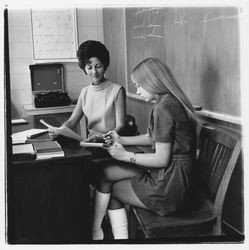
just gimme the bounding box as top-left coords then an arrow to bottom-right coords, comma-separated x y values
31,9 -> 78,61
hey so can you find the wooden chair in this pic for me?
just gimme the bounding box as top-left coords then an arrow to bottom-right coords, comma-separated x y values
122,114 -> 138,136
129,124 -> 242,239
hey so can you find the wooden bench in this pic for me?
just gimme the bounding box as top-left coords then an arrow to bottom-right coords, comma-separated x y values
129,124 -> 242,239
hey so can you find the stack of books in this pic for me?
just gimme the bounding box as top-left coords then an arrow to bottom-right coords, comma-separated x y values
33,140 -> 64,160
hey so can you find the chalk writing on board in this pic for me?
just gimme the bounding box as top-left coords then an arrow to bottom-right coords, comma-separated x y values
132,8 -> 163,39
202,9 -> 239,23
31,9 -> 77,60
174,9 -> 188,26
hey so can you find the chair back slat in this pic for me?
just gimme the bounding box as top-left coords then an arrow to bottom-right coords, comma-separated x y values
210,145 -> 230,195
196,126 -> 241,202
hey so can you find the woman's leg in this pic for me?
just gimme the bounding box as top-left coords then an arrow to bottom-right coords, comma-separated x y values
96,159 -> 146,193
107,178 -> 149,240
110,179 -> 148,209
92,160 -> 146,240
92,189 -> 110,240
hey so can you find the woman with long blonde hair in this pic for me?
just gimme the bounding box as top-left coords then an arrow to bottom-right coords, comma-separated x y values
91,57 -> 197,240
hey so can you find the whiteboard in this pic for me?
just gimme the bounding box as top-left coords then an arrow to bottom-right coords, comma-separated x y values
31,9 -> 78,62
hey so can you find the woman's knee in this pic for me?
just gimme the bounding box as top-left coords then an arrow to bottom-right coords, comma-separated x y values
99,165 -> 116,182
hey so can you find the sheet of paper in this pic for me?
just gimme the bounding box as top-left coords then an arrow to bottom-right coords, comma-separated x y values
40,119 -> 83,142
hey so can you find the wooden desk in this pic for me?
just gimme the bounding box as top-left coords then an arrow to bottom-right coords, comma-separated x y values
9,114 -> 93,244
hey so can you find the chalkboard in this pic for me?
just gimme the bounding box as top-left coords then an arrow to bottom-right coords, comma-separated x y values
31,9 -> 78,61
125,7 -> 241,117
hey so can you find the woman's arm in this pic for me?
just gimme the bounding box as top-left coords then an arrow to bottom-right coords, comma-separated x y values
61,97 -> 84,130
104,131 -> 151,146
113,87 -> 126,133
107,142 -> 172,169
119,134 -> 151,146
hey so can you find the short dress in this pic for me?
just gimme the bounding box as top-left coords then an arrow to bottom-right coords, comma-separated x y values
131,93 -> 197,216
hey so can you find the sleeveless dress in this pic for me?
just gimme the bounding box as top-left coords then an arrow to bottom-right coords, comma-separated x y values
79,80 -> 124,135
131,93 -> 197,216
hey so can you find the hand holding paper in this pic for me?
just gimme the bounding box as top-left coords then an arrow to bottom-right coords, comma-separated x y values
40,119 -> 83,142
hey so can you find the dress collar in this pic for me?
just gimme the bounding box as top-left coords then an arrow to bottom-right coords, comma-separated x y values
90,79 -> 112,91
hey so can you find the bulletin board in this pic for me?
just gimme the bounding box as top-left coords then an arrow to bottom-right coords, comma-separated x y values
125,7 -> 241,117
31,9 -> 78,62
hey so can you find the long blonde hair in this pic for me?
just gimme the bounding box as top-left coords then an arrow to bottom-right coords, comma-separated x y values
131,57 -> 195,119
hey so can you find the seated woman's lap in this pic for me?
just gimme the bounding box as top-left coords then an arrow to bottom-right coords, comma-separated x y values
100,161 -> 145,182
90,158 -> 144,181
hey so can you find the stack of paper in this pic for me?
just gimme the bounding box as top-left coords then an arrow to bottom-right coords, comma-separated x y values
33,140 -> 64,160
12,143 -> 36,161
12,129 -> 47,144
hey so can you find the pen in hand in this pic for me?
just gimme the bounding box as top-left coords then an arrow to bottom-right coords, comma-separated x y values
103,130 -> 120,145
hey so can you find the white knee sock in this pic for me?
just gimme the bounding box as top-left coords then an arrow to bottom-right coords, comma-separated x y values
108,208 -> 128,239
92,190 -> 111,240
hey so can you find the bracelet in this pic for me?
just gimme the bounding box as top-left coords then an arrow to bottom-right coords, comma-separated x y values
129,153 -> 136,164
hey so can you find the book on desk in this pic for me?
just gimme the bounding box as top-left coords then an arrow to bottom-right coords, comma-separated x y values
12,140 -> 65,161
33,140 -> 65,160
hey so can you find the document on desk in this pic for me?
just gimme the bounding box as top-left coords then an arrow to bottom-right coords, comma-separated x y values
40,119 -> 83,142
12,128 -> 47,144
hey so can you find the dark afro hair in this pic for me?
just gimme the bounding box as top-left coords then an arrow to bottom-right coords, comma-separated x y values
77,40 -> 110,74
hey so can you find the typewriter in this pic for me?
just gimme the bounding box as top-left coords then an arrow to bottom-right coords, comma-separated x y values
30,63 -> 72,108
